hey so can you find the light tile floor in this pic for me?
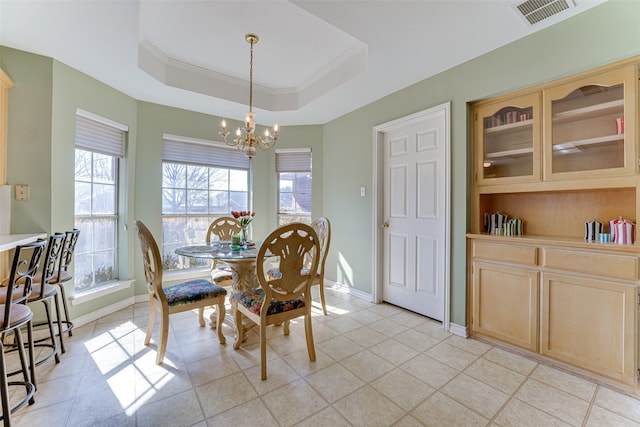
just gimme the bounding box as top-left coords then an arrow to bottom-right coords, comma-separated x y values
6,286 -> 640,426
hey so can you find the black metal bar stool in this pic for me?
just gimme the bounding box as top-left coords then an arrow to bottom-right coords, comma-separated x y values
0,240 -> 45,426
27,233 -> 66,362
49,229 -> 79,340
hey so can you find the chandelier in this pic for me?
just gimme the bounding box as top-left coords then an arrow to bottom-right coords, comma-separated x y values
219,33 -> 278,159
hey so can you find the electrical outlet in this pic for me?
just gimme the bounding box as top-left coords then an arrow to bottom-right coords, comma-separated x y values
15,185 -> 30,201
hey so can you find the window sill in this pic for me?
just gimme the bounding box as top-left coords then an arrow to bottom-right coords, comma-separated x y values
163,268 -> 210,283
71,280 -> 133,305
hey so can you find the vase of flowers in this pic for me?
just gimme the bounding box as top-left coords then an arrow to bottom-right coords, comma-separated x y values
231,210 -> 255,244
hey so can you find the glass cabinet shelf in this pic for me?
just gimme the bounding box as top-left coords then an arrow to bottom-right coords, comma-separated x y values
553,99 -> 623,124
485,147 -> 534,159
485,119 -> 534,134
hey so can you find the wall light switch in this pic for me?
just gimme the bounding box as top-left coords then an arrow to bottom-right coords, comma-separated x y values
15,185 -> 30,201
360,186 -> 366,197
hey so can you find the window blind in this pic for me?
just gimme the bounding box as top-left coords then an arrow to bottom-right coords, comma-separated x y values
75,114 -> 126,158
276,148 -> 312,173
163,136 -> 250,170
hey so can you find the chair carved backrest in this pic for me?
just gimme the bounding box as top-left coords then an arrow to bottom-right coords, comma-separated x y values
4,240 -> 46,323
133,221 -> 167,304
56,228 -> 80,282
206,217 -> 242,242
256,223 -> 320,303
310,217 -> 330,276
36,233 -> 65,298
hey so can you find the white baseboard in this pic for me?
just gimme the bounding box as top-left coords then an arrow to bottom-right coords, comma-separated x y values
135,294 -> 150,304
73,296 -> 136,328
327,280 -> 373,302
448,322 -> 468,338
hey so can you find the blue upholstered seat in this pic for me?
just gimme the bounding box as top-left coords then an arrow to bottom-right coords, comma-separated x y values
163,279 -> 227,308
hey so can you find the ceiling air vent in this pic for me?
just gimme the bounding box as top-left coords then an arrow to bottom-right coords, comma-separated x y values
513,0 -> 574,26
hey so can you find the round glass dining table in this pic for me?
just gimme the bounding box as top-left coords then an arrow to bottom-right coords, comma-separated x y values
175,242 -> 263,292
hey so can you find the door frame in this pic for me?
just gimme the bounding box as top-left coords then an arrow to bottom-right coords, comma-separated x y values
372,101 -> 451,330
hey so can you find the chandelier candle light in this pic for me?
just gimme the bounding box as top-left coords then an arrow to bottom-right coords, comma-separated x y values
219,33 -> 278,159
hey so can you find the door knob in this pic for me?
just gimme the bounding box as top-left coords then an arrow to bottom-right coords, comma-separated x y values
382,222 -> 389,228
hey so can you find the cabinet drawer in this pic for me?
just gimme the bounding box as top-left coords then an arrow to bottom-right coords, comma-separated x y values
473,241 -> 537,266
543,248 -> 639,281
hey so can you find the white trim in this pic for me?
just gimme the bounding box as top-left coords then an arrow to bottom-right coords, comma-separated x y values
76,108 -> 129,131
372,102 -> 452,332
163,133 -> 232,150
163,268 -> 210,283
327,279 -> 373,303
71,280 -> 133,305
71,295 -> 136,328
448,322 -> 468,338
135,293 -> 150,304
275,147 -> 312,154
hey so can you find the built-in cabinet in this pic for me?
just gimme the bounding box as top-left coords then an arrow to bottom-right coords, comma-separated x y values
468,57 -> 640,388
0,68 -> 13,185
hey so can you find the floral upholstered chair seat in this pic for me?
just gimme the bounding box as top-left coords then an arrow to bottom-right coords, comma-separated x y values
210,269 -> 234,286
230,288 -> 305,316
163,279 -> 227,308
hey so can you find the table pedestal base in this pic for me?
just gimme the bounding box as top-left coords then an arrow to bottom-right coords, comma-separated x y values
209,257 -> 259,340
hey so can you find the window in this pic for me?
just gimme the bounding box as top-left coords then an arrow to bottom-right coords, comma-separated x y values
74,111 -> 126,291
276,148 -> 312,225
162,135 -> 250,271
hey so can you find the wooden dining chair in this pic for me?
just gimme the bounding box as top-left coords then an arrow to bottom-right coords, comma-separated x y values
230,222 -> 320,380
205,216 -> 242,286
0,240 -> 46,426
309,217 -> 331,315
267,217 -> 331,315
134,220 -> 227,364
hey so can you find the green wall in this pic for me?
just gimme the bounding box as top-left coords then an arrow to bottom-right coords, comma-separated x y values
1,0 -> 639,328
0,45 -> 322,319
134,102 -> 323,295
322,0 -> 640,326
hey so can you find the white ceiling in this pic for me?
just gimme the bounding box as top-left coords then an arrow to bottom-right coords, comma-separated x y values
0,0 -> 606,126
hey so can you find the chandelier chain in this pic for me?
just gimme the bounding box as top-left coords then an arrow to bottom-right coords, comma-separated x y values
249,37 -> 254,113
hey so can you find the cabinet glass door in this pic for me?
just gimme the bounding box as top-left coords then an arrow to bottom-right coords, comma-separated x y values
476,93 -> 540,184
544,66 -> 636,179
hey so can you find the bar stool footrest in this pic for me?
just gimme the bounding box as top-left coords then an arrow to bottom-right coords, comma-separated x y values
0,381 -> 36,421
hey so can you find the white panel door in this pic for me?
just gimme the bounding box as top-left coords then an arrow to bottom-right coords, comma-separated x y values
382,106 -> 448,320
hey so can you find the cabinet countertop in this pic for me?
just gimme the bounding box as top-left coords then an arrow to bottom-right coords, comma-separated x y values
467,233 -> 640,254
0,233 -> 47,252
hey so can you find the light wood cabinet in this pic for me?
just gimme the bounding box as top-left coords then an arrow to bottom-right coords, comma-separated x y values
541,272 -> 637,384
471,260 -> 539,352
0,68 -> 13,185
468,57 -> 640,389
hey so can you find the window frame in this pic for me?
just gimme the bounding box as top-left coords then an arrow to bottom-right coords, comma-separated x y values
276,148 -> 312,225
73,110 -> 127,292
161,135 -> 251,271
